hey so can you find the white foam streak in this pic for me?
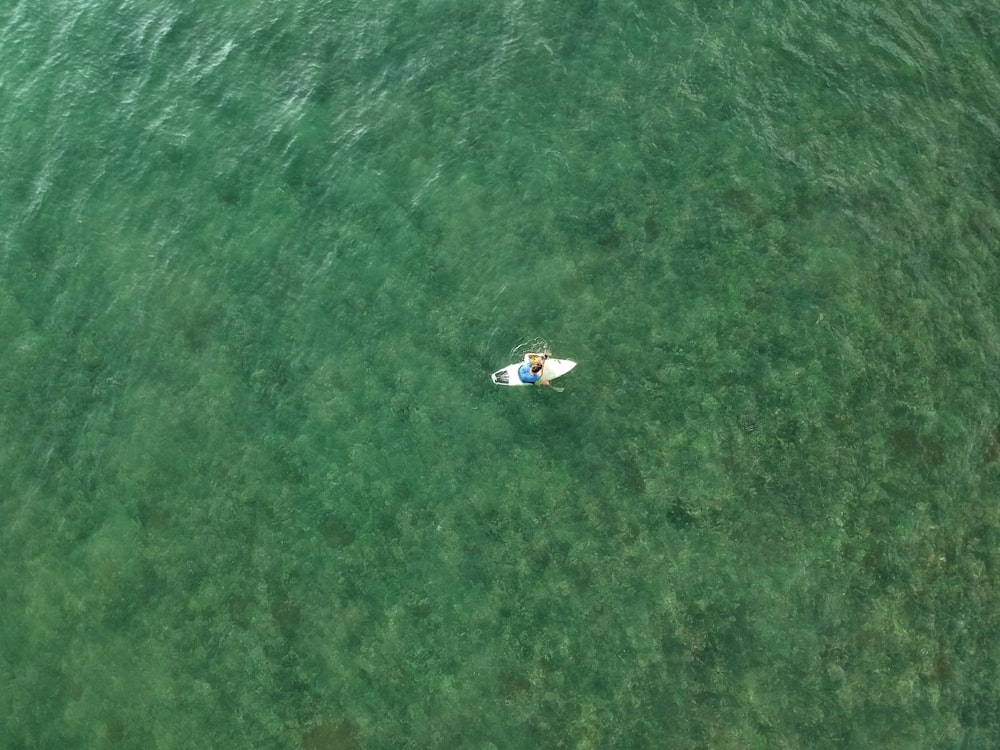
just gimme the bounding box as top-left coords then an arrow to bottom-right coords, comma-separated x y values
183,38 -> 236,83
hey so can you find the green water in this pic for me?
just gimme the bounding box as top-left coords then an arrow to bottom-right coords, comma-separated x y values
2,1 -> 999,747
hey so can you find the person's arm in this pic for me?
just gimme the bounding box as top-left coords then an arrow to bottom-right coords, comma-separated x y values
527,353 -> 549,385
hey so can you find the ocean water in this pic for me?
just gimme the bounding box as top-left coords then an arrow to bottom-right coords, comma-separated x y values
2,0 -> 999,747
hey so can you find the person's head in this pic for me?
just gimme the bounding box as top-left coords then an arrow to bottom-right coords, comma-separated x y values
531,362 -> 543,373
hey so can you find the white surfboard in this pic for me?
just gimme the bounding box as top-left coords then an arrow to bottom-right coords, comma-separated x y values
491,357 -> 577,386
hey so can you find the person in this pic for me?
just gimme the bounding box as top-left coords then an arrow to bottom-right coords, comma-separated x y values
517,352 -> 552,387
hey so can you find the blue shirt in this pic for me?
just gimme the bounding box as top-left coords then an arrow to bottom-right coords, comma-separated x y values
518,363 -> 541,383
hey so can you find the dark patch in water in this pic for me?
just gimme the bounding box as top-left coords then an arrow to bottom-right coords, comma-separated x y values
737,410 -> 759,433
102,716 -> 127,744
986,422 -> 1000,463
933,650 -> 956,682
666,501 -> 697,530
410,600 -> 432,619
643,214 -> 660,241
891,427 -> 944,466
225,593 -> 255,627
722,187 -> 760,216
320,517 -> 356,549
302,720 -> 361,750
583,205 -> 620,247
182,309 -> 219,352
271,597 -> 301,630
499,672 -> 533,700
626,470 -> 646,494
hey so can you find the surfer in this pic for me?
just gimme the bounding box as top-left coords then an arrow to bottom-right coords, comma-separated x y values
491,348 -> 572,391
518,352 -> 552,387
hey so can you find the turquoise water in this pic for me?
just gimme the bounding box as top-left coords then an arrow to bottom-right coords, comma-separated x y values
3,1 -> 999,747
